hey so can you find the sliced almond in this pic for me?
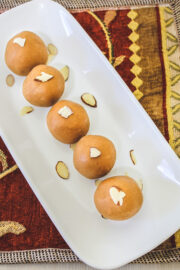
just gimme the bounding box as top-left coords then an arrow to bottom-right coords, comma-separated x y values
70,143 -> 77,150
47,43 -> 58,55
6,74 -> 15,87
58,106 -> 73,118
34,72 -> 53,82
130,149 -> 136,165
81,93 -> 97,107
56,161 -> 69,179
95,179 -> 101,187
90,147 -> 101,158
109,187 -> 126,206
20,106 -> 33,116
13,37 -> 26,47
47,54 -> 54,64
136,179 -> 143,190
60,65 -> 69,81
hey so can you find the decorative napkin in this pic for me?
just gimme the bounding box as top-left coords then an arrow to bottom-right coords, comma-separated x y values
0,0 -> 180,264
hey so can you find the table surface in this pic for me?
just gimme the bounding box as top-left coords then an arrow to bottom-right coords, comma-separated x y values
0,263 -> 180,270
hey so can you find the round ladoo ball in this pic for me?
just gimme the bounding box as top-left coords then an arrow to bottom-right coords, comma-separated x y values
47,100 -> 90,144
23,65 -> 65,107
5,31 -> 48,76
73,135 -> 116,179
94,176 -> 143,220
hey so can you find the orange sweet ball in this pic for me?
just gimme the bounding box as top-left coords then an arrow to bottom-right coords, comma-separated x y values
5,31 -> 48,76
73,135 -> 116,179
47,100 -> 90,144
94,176 -> 143,220
23,65 -> 64,107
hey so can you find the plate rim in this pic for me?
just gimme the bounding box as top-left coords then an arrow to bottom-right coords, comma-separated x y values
0,0 -> 180,269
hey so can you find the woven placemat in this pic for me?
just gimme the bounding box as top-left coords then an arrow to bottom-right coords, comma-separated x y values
0,247 -> 180,264
0,0 -> 180,265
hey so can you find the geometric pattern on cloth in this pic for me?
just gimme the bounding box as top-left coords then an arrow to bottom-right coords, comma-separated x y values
0,0 -> 180,265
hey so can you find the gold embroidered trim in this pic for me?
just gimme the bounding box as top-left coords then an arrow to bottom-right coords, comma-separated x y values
0,164 -> 18,179
113,55 -> 126,67
159,7 -> 175,149
174,120 -> 180,131
175,230 -> 180,248
87,11 -> 114,64
104,10 -> 117,26
0,221 -> 26,237
172,103 -> 180,114
128,9 -> 143,100
0,150 -> 8,172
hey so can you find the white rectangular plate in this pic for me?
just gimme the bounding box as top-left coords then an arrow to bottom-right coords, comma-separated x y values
0,0 -> 180,269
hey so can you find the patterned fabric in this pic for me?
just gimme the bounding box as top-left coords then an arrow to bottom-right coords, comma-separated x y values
0,0 -> 180,42
0,3 -> 180,264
